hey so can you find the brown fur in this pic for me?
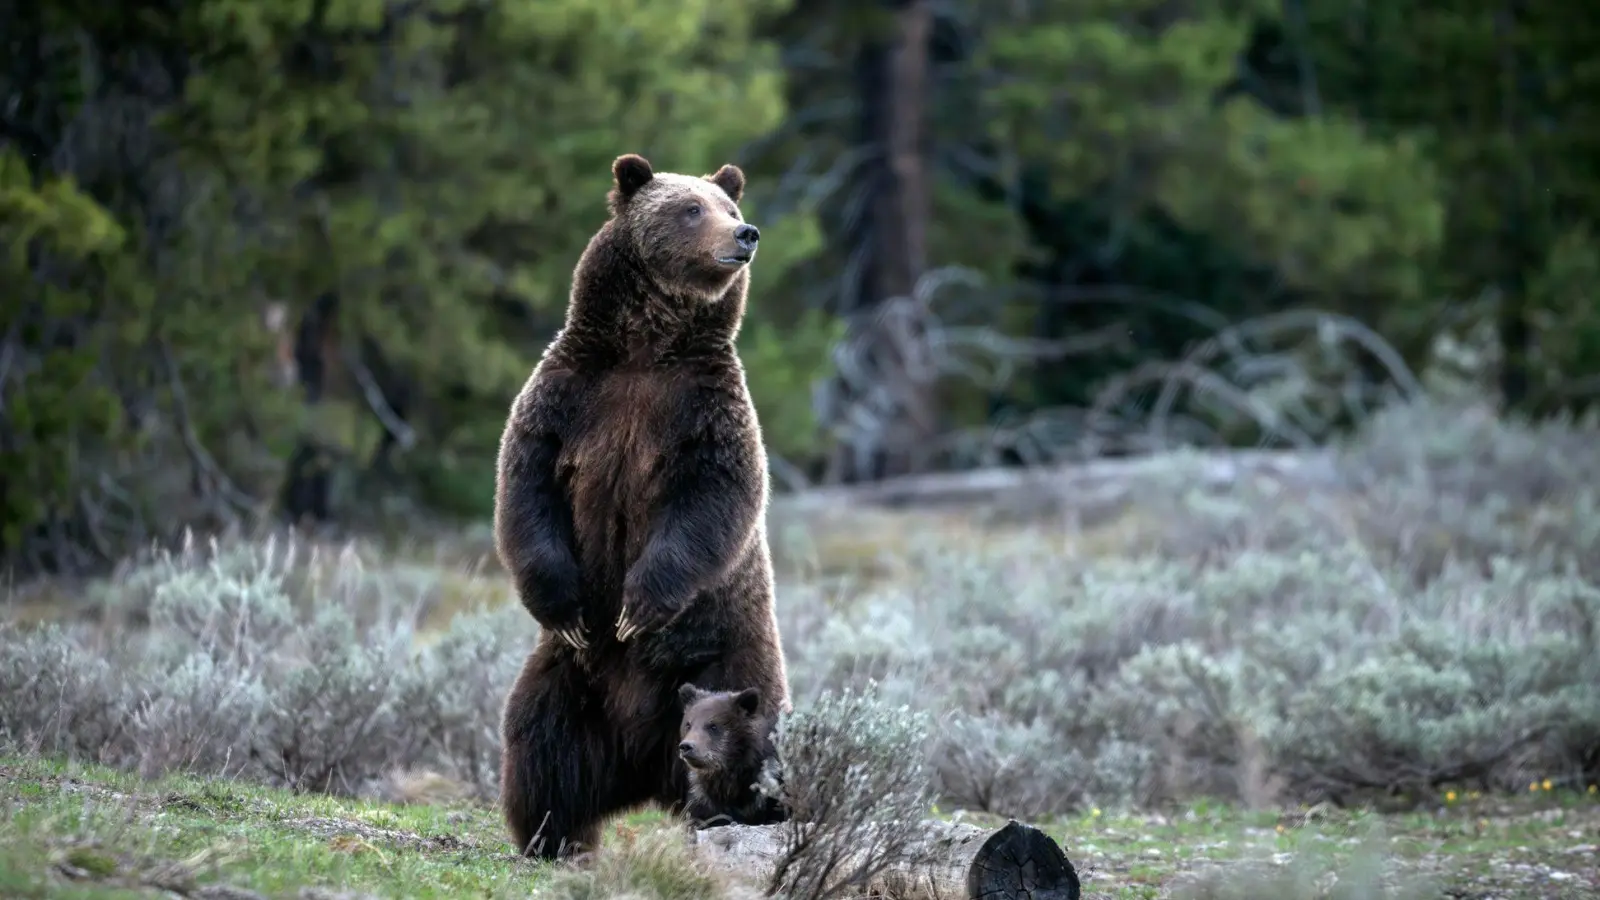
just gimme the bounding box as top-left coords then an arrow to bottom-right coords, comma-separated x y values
494,153 -> 790,859
677,683 -> 788,828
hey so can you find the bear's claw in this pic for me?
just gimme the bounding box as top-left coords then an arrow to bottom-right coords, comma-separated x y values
615,611 -> 639,644
615,599 -> 677,643
553,616 -> 589,650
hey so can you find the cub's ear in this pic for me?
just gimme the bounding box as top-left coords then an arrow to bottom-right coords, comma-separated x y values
678,683 -> 704,708
610,154 -> 655,208
735,687 -> 761,716
707,163 -> 745,203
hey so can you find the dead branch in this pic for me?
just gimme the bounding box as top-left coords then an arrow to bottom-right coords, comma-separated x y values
156,339 -> 256,516
339,344 -> 416,452
1088,357 -> 1320,455
820,266 -> 1126,480
1082,309 -> 1422,457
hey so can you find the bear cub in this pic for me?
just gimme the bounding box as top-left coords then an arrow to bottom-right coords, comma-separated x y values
677,683 -> 789,828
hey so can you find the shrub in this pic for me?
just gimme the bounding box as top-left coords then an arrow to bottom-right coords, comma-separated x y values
776,399 -> 1600,814
0,622 -> 131,762
760,683 -> 935,900
0,531 -> 527,798
4,395 -> 1599,830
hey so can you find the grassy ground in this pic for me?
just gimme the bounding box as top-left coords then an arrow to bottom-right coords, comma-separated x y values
1043,791 -> 1600,898
4,755 -> 1596,899
0,755 -> 543,899
6,403 -> 1600,898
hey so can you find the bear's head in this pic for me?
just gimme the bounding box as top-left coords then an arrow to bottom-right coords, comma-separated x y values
677,683 -> 763,773
607,153 -> 760,302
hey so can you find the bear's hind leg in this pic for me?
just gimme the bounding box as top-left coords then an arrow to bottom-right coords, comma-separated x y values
501,649 -> 628,860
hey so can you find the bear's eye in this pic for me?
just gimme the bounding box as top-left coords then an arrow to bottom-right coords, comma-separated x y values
707,723 -> 720,735
686,204 -> 703,218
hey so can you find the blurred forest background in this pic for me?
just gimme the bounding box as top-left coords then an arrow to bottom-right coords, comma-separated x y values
4,0 -> 1598,578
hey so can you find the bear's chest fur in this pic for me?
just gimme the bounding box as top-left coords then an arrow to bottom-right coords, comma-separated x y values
558,370 -> 689,580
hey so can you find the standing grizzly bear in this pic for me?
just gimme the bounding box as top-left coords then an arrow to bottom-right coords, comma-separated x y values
494,153 -> 792,859
677,683 -> 789,828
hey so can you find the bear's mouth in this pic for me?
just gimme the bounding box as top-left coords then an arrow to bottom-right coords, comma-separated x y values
716,253 -> 753,267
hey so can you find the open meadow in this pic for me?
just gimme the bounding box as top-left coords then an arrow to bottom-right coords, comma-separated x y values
3,399 -> 1599,899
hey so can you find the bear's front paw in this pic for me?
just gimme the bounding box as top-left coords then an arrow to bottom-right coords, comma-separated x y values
536,600 -> 590,651
518,561 -> 587,649
614,589 -> 684,643
551,614 -> 590,651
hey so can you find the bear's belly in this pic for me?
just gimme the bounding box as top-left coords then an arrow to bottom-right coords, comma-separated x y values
559,376 -> 678,609
563,454 -> 655,606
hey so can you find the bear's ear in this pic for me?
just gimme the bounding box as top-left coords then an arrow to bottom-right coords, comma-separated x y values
678,683 -> 703,708
707,164 -> 745,203
612,154 -> 655,202
735,687 -> 761,716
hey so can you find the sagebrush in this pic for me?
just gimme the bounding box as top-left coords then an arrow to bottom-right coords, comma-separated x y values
0,534 -> 527,800
759,684 -> 934,900
779,399 -> 1600,815
2,397 -> 1599,827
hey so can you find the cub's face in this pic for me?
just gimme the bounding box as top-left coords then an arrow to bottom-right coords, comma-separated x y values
677,683 -> 762,773
609,154 -> 761,301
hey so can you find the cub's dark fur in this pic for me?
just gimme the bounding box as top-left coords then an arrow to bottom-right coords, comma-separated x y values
494,153 -> 791,859
677,683 -> 788,828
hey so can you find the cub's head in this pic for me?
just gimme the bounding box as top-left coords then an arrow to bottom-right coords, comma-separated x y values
677,683 -> 764,773
607,153 -> 760,301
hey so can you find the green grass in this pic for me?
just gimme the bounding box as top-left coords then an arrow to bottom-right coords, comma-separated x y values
0,755 -> 672,899
1033,790 -> 1600,898
5,756 -> 1596,899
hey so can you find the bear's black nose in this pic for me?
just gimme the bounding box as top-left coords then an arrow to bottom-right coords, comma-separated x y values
678,741 -> 694,754
734,224 -> 760,250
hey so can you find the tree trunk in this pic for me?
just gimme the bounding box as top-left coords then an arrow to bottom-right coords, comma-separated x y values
689,818 -> 1081,900
280,292 -> 339,526
873,0 -> 937,479
826,0 -> 938,485
1494,0 -> 1534,413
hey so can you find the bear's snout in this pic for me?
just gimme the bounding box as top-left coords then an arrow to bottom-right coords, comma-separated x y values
678,740 -> 706,768
716,223 -> 759,267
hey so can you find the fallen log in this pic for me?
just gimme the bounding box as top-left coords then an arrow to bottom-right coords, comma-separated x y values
772,448 -> 1342,514
689,818 -> 1080,900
